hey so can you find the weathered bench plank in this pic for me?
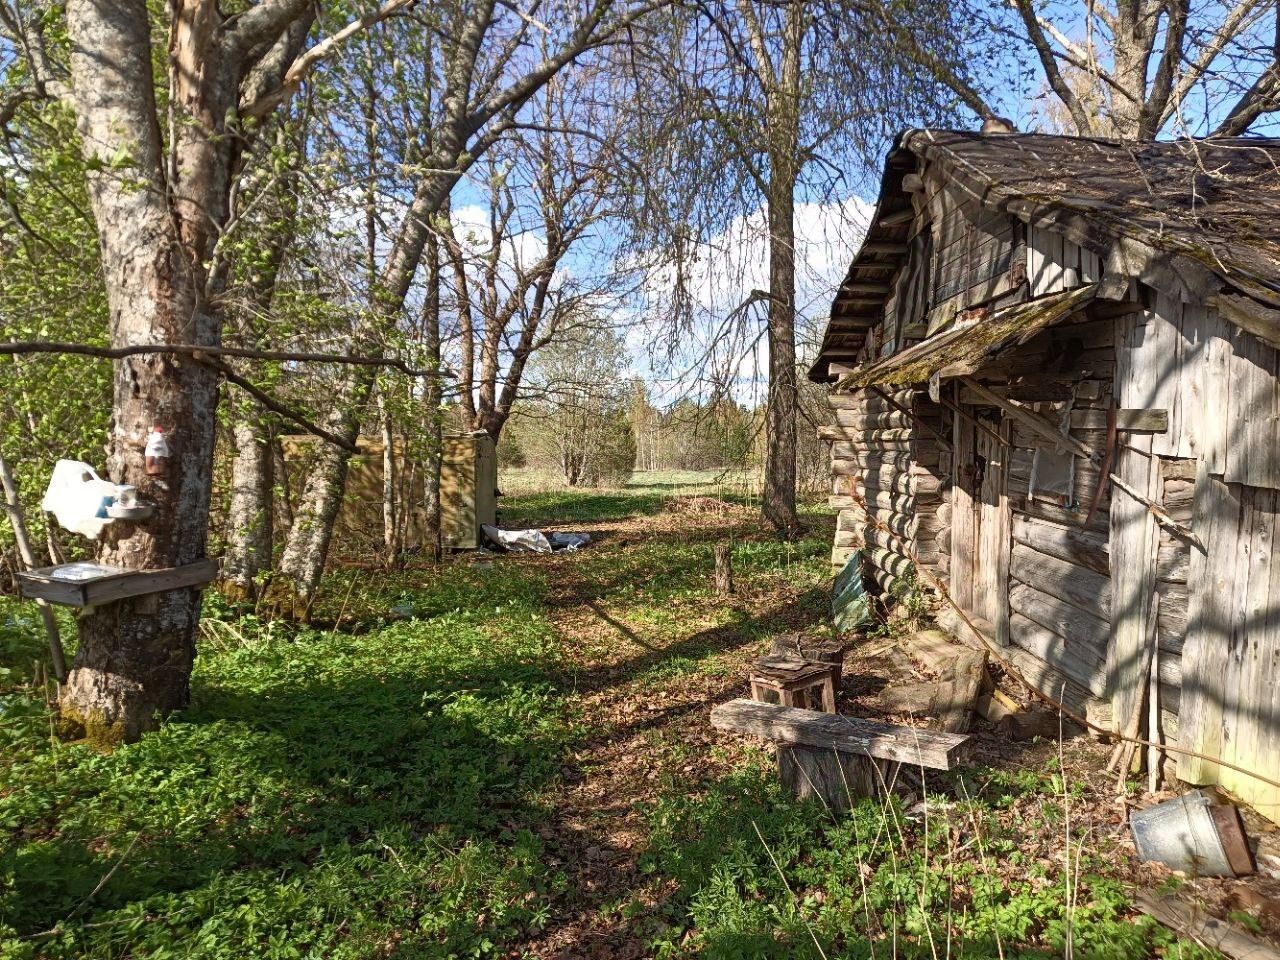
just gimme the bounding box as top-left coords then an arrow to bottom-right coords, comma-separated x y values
711,698 -> 970,770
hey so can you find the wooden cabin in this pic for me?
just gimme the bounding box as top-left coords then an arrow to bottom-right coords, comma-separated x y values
810,130 -> 1280,818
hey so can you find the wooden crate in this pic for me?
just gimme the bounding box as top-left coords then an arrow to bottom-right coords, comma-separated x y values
441,432 -> 497,550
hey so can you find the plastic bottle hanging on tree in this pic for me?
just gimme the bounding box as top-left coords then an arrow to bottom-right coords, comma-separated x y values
144,426 -> 170,477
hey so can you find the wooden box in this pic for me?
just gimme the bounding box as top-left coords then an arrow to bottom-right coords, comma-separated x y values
441,432 -> 497,550
281,431 -> 497,552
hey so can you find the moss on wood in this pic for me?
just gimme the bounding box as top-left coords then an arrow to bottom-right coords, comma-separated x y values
835,284 -> 1097,392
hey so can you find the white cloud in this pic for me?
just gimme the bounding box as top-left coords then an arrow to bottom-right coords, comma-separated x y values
449,202 -> 549,274
648,196 -> 871,320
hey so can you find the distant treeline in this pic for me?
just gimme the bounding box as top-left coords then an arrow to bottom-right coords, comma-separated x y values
497,378 -> 832,492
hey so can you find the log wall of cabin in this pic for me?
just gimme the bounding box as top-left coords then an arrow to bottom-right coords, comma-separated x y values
827,389 -> 950,593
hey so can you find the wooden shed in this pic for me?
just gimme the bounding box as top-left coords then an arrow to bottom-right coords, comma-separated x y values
282,431 -> 497,551
810,130 -> 1280,818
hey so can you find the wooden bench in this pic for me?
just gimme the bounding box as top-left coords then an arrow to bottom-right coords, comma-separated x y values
711,698 -> 971,810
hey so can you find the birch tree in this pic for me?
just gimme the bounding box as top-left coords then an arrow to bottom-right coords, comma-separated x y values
2,0 -> 410,743
632,0 -> 981,534
1000,0 -> 1280,137
275,0 -> 664,612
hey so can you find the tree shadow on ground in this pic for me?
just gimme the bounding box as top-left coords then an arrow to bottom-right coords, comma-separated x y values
498,491 -> 671,528
2,636 -> 574,955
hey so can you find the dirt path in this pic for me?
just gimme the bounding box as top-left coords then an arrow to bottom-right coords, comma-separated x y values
508,501 -> 826,958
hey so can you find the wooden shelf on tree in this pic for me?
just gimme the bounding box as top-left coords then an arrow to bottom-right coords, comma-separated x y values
16,559 -> 218,607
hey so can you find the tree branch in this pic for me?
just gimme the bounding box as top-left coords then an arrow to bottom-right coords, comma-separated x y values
1162,0 -> 1265,126
1010,0 -> 1093,133
241,0 -> 418,120
1144,0 -> 1190,134
215,364 -> 360,451
225,0 -> 313,60
1211,12 -> 1280,137
1212,61 -> 1280,135
0,341 -> 451,377
871,5 -> 998,120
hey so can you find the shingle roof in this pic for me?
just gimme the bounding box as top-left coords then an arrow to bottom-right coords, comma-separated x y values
811,129 -> 1280,382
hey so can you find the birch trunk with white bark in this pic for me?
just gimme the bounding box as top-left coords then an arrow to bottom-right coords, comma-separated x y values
56,0 -> 348,742
59,0 -> 226,743
223,408 -> 274,601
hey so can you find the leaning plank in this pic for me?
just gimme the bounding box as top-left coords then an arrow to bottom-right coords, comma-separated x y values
905,628 -> 969,672
1136,892 -> 1280,960
710,699 -> 969,770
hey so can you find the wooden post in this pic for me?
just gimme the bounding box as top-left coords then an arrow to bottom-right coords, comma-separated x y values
0,450 -> 67,683
778,745 -> 891,810
1148,641 -> 1162,791
938,649 -> 987,733
714,543 -> 734,595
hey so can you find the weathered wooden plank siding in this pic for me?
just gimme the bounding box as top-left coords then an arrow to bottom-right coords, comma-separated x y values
1224,323 -> 1280,489
1027,226 -> 1101,296
973,308 -> 1120,704
1113,297 -> 1280,489
1109,310 -> 1164,733
1179,470 -> 1280,820
818,138 -> 1280,825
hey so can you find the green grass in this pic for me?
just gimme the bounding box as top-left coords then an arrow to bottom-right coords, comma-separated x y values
1,567 -> 572,959
641,762 -> 1219,960
0,488 -> 1222,959
496,469 -> 760,527
495,469 -> 833,529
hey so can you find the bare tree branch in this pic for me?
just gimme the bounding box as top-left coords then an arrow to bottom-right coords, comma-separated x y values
242,0 -> 419,120
0,341 -> 452,377
1011,0 -> 1094,133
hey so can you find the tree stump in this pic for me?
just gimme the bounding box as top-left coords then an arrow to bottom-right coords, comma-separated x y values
778,745 -> 895,810
937,650 -> 987,733
714,543 -> 733,595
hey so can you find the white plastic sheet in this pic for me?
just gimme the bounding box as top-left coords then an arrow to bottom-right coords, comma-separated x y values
481,525 -> 592,554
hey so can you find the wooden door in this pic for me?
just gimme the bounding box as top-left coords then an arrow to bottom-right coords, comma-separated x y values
949,405 -> 1010,645
973,419 -> 1011,645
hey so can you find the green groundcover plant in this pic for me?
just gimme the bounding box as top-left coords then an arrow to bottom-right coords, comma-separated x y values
0,488 -> 1222,958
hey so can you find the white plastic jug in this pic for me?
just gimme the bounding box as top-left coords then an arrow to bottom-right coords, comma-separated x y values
41,460 -> 122,540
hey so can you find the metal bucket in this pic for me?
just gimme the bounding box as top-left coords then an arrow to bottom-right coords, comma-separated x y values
1129,791 -> 1238,877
